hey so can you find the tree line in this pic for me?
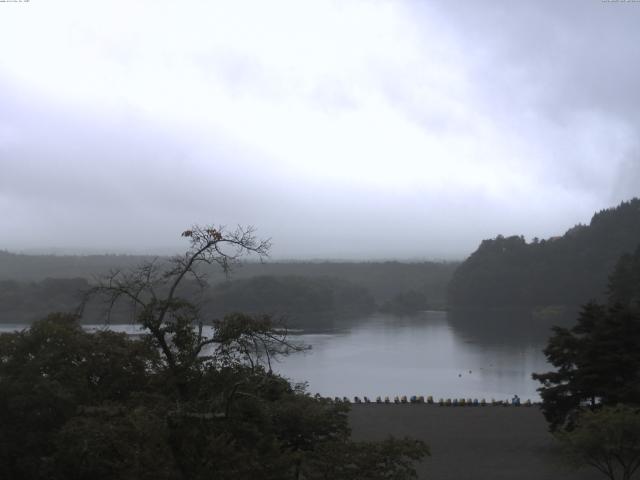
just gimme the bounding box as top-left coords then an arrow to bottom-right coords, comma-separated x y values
448,198 -> 640,309
534,244 -> 640,480
0,225 -> 428,479
0,275 -> 376,328
0,274 -> 444,327
0,251 -> 457,306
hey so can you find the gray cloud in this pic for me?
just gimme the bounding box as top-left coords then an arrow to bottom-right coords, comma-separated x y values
0,1 -> 639,259
406,1 -> 640,201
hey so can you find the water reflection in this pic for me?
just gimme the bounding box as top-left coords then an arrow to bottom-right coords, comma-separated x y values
275,311 -> 565,401
448,308 -> 576,347
0,310 -> 573,401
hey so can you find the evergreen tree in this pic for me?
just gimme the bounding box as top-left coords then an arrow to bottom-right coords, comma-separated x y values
449,198 -> 640,308
533,246 -> 640,431
0,225 -> 429,479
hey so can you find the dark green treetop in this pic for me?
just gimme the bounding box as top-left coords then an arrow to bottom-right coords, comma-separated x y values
0,225 -> 428,480
533,245 -> 640,431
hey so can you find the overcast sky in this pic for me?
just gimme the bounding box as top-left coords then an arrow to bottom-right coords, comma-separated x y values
1,0 -> 639,260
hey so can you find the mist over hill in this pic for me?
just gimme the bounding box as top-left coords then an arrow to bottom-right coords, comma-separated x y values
448,198 -> 640,309
0,255 -> 457,326
4,198 -> 640,323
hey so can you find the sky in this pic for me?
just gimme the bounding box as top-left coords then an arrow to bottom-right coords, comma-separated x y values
1,0 -> 639,260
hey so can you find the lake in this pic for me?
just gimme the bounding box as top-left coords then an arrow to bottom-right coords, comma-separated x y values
0,310 -> 562,401
274,311 -> 556,402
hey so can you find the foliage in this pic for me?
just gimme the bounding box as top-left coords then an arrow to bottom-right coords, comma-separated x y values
208,275 -> 375,326
304,436 -> 429,480
608,245 -> 640,310
533,246 -> 640,430
556,405 -> 640,480
448,198 -> 640,308
0,274 -> 374,329
0,225 -> 429,479
533,303 -> 640,430
0,252 -> 458,324
0,266 -> 458,328
379,290 -> 429,315
0,277 -> 89,323
0,313 -> 162,480
0,317 -> 428,479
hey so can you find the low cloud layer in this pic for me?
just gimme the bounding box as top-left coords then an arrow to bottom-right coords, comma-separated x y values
1,1 -> 639,259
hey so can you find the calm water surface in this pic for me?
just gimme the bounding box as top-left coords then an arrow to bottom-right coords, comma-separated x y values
276,311 -> 554,401
0,310 -> 557,401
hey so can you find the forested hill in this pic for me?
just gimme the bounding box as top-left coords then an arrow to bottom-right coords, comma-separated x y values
448,198 -> 640,308
0,254 -> 457,325
0,252 -> 457,306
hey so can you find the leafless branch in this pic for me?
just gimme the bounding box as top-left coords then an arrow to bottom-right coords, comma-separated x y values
80,225 -> 273,379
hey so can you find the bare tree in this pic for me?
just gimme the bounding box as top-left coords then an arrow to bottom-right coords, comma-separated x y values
80,225 -> 303,398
